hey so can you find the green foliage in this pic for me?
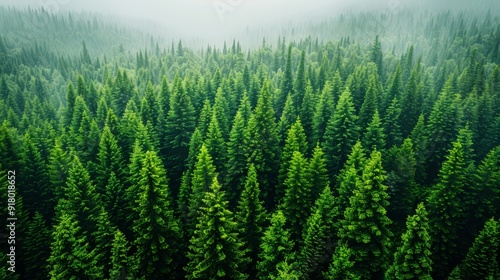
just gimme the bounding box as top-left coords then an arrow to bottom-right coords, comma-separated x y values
280,151 -> 312,242
323,86 -> 359,178
109,230 -> 136,280
386,203 -> 433,280
24,212 -> 51,280
48,212 -> 103,280
362,109 -> 386,152
338,150 -> 393,279
186,177 -> 248,279
459,218 -> 499,280
132,151 -> 182,279
427,141 -> 466,279
235,164 -> 267,278
308,144 -> 329,203
257,210 -> 294,280
324,244 -> 360,280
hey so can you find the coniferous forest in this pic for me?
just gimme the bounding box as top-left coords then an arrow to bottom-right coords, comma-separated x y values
0,3 -> 500,279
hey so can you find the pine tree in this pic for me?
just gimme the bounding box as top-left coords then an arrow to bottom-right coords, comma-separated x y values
92,207 -> 116,278
57,155 -> 101,243
459,218 -> 499,280
188,144 -> 217,232
292,49 -> 307,110
245,81 -> 280,208
410,114 -> 428,185
371,35 -> 383,81
277,118 -> 308,201
164,76 -> 196,193
426,76 -> 462,181
335,142 -> 366,215
132,151 -> 182,279
324,244 -> 360,280
384,98 -> 402,149
312,81 -> 335,145
64,82 -> 76,128
385,203 -> 433,280
299,185 -> 338,278
338,150 -> 393,279
48,139 -> 70,201
109,230 -> 137,280
48,212 -> 103,280
186,177 -> 248,279
24,212 -> 51,280
308,144 -> 329,203
204,110 -> 227,175
197,99 -> 212,137
281,151 -> 312,242
300,81 -> 316,149
257,210 -> 295,280
20,132 -> 53,217
96,125 -> 125,199
277,94 -> 297,146
235,164 -> 267,278
323,86 -> 359,178
401,69 -> 422,137
213,86 -> 231,139
359,74 -> 381,130
277,44 -> 294,116
474,146 -> 500,221
426,141 -> 466,279
362,109 -> 386,152
226,109 -> 250,205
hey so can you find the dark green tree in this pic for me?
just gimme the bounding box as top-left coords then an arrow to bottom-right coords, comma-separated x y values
204,111 -> 227,175
24,212 -> 51,280
281,151 -> 312,242
385,203 -> 433,280
257,210 -> 295,280
426,141 -> 466,279
132,150 -> 182,279
338,150 -> 393,279
186,177 -> 248,279
245,81 -> 280,207
109,230 -> 137,280
324,244 -> 360,280
235,164 -> 267,278
308,144 -> 329,203
362,110 -> 386,152
323,86 -> 359,178
48,212 -> 103,280
383,98 -> 402,149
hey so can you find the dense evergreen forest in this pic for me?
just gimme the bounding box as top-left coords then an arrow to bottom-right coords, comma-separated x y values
0,5 -> 500,280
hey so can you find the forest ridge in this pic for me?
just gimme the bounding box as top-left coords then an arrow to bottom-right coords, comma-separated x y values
0,5 -> 499,280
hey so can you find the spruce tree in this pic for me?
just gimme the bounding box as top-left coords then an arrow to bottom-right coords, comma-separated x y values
459,218 -> 499,280
204,110 -> 227,175
323,86 -> 359,178
235,164 -> 267,278
48,212 -> 103,280
312,81 -> 335,145
324,244 -> 360,280
277,118 -> 308,201
164,76 -> 196,193
383,98 -> 402,149
132,151 -> 182,279
385,203 -> 433,280
257,210 -> 295,280
362,109 -> 386,152
299,185 -> 338,278
24,212 -> 51,280
109,230 -> 137,280
308,144 -> 329,203
401,69 -> 422,137
186,177 -> 248,279
426,141 -> 466,279
280,151 -> 312,242
245,81 -> 280,208
338,150 -> 393,279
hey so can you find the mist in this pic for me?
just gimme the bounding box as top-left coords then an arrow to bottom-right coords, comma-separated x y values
2,0 -> 500,46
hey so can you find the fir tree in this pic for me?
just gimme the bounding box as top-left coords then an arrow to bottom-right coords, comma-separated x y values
323,86 -> 359,178
385,203 -> 433,280
186,177 -> 248,279
204,110 -> 227,175
324,244 -> 360,280
308,144 -> 329,203
299,185 -> 338,278
235,164 -> 267,278
48,212 -> 103,280
277,118 -> 308,201
257,210 -> 295,280
245,81 -> 280,208
281,151 -> 312,242
132,151 -> 182,279
109,230 -> 136,280
383,98 -> 402,149
24,212 -> 51,280
459,218 -> 499,279
362,109 -> 386,152
427,141 -> 466,279
338,150 -> 393,279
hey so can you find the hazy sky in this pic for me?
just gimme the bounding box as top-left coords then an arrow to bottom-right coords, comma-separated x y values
2,0 -> 499,43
